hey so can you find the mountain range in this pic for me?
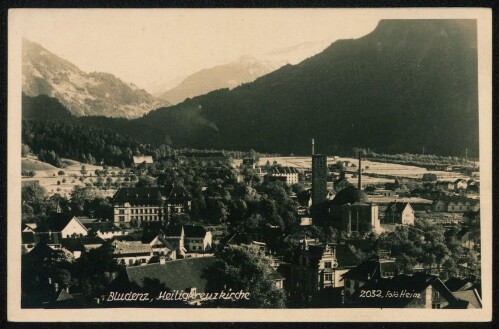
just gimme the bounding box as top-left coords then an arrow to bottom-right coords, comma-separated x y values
156,56 -> 283,105
22,39 -> 170,118
23,20 -> 479,157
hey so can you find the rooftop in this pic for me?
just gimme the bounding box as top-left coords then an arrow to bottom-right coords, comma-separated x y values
125,256 -> 217,292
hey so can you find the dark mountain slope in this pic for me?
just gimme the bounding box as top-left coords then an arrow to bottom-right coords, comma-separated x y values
24,20 -> 478,157
131,19 -> 478,156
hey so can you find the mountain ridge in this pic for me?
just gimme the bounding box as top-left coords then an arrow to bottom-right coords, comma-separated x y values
22,38 -> 171,118
24,20 -> 479,157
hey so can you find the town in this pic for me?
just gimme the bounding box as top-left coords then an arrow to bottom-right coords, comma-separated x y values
21,139 -> 481,309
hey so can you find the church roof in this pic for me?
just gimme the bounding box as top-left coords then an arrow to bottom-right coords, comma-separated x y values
330,186 -> 369,205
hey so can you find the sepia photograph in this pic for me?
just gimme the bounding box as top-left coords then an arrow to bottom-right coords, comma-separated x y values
7,8 -> 492,322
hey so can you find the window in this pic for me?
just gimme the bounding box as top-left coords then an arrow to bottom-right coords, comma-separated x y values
324,261 -> 332,268
119,209 -> 124,214
119,216 -> 125,222
325,273 -> 333,281
432,304 -> 441,309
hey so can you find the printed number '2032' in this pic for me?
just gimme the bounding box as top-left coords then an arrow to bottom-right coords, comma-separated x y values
359,290 -> 383,298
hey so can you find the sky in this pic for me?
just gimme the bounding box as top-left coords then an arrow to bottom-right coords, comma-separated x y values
15,9 -> 383,92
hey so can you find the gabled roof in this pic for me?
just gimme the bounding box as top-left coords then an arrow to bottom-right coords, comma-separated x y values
62,236 -> 105,252
385,202 -> 412,214
27,243 -> 61,260
39,215 -> 88,234
83,221 -> 123,233
295,243 -> 361,269
183,225 -> 207,238
452,289 -> 482,308
163,225 -> 184,237
112,240 -> 152,256
445,277 -> 475,292
269,269 -> 284,281
112,187 -> 164,205
342,256 -> 398,281
27,232 -> 63,245
269,166 -> 299,174
125,257 -> 217,292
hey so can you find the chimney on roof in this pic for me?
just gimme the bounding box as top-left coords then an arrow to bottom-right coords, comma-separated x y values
358,152 -> 362,190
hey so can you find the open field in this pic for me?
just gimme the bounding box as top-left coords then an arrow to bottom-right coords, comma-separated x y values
22,158 -> 58,171
22,157 -> 121,198
250,156 -> 472,185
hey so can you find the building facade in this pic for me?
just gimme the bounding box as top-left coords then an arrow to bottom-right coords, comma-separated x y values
290,241 -> 361,298
267,166 -> 299,185
112,187 -> 192,225
384,202 -> 415,225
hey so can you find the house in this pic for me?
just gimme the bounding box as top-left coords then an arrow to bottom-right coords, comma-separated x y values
112,240 -> 153,266
142,232 -> 177,261
61,236 -> 105,259
112,186 -> 192,224
383,202 -> 415,225
26,242 -> 65,261
456,227 -> 479,249
467,180 -> 480,193
290,241 -> 361,298
22,223 -> 37,233
162,225 -> 187,258
454,179 -> 468,190
445,277 -> 482,309
376,189 -> 397,197
183,225 -> 212,252
132,155 -> 154,168
82,219 -> 126,240
22,231 -> 63,253
345,273 -> 462,308
267,166 -> 299,185
342,256 -> 398,298
39,215 -> 89,239
435,181 -> 455,191
432,196 -> 480,213
270,270 -> 285,289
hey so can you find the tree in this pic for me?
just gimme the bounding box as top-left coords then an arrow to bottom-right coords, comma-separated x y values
80,165 -> 87,177
74,243 -> 123,298
21,143 -> 31,157
135,176 -> 157,187
203,244 -> 286,308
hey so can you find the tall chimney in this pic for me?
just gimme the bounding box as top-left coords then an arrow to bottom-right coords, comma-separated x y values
312,138 -> 315,155
358,152 -> 362,190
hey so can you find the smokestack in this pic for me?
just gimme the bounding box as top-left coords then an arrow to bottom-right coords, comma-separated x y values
312,138 -> 315,155
358,152 -> 362,190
